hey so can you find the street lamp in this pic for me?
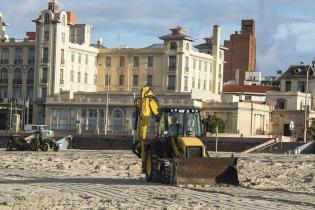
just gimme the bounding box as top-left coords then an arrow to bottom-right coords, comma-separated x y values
99,63 -> 109,135
301,59 -> 315,143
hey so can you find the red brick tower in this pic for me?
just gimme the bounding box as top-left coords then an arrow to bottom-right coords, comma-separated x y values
224,19 -> 256,84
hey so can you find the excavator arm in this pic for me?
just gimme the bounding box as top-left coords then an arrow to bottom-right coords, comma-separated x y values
132,86 -> 160,170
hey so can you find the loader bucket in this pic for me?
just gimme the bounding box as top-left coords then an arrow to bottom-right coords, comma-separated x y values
176,157 -> 239,186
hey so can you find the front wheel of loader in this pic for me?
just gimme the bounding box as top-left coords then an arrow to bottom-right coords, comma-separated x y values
42,143 -> 50,152
160,160 -> 175,185
145,150 -> 160,182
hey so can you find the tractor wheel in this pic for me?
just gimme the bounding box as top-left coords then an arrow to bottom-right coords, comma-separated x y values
160,160 -> 175,185
6,141 -> 13,151
53,144 -> 59,152
42,143 -> 50,152
145,150 -> 160,182
30,142 -> 38,151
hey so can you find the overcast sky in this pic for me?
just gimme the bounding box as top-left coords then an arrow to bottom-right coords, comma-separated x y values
1,0 -> 315,76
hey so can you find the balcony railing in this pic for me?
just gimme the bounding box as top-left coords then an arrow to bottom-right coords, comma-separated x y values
14,59 -> 23,65
27,79 -> 34,84
0,59 -> 9,64
0,79 -> 8,84
169,66 -> 176,71
41,59 -> 49,64
167,86 -> 175,91
12,79 -> 22,84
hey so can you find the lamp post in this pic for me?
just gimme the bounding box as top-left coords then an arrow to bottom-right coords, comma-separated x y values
99,63 -> 109,135
301,59 -> 315,143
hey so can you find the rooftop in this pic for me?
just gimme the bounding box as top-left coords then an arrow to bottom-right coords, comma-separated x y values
223,85 -> 279,94
280,65 -> 313,78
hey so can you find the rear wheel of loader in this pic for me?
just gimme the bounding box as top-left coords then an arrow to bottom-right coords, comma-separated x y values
42,143 -> 50,152
145,150 -> 160,182
160,160 -> 175,185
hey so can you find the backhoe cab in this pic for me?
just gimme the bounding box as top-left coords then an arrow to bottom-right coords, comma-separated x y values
132,86 -> 239,186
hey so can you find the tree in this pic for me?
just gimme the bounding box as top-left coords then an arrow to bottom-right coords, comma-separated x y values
202,115 -> 225,133
306,119 -> 315,140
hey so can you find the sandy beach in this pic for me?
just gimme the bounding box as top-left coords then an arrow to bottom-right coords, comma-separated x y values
0,149 -> 314,210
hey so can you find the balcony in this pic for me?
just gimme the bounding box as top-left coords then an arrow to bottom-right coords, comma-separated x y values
27,79 -> 34,84
36,98 -> 46,104
12,79 -> 22,84
28,59 -> 35,65
0,59 -> 9,64
0,79 -> 8,84
14,59 -> 23,65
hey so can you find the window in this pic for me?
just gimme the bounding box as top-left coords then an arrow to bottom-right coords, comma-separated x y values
277,99 -> 286,109
205,62 -> 208,72
0,87 -> 8,98
29,48 -> 35,64
203,79 -> 206,90
62,15 -> 66,26
42,68 -> 48,83
298,81 -> 306,92
27,87 -> 33,101
133,56 -> 139,68
133,75 -> 139,87
199,60 -> 202,71
105,75 -> 111,86
13,87 -> 21,99
192,77 -> 195,88
85,54 -> 89,65
147,56 -> 153,68
89,110 -> 97,117
185,56 -> 189,68
218,64 -> 222,78
15,48 -> 23,64
245,95 -> 252,101
285,81 -> 291,91
219,51 -> 223,59
70,70 -> 74,82
77,72 -> 81,82
169,56 -> 176,70
94,57 -> 98,66
119,75 -> 124,86
61,49 -> 65,65
44,13 -> 50,24
209,80 -> 212,91
170,42 -> 178,50
71,52 -> 75,62
147,75 -> 152,86
198,78 -> 201,89
1,48 -> 9,64
27,68 -> 34,82
106,56 -> 111,68
14,68 -> 22,80
41,87 -> 47,99
0,68 -> 8,80
186,43 -> 190,51
84,73 -> 88,83
78,53 -> 81,64
193,59 -> 196,70
119,56 -> 125,68
218,82 -> 221,94
43,47 -> 49,63
44,31 -> 49,41
168,75 -> 176,90
62,32 -> 65,44
184,76 -> 188,91
94,74 -> 97,85
210,63 -> 212,73
60,69 -> 64,84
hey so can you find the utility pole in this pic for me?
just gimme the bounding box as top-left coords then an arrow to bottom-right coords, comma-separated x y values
9,101 -> 12,131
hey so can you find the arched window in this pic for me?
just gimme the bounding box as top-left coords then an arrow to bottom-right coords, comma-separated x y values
0,68 -> 8,80
113,110 -> 124,133
276,99 -> 286,109
62,15 -> 66,26
27,68 -> 34,81
44,13 -> 50,24
14,68 -> 22,80
170,42 -> 178,50
186,43 -> 190,51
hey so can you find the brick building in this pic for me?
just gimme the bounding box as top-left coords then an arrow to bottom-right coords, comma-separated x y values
224,19 -> 256,85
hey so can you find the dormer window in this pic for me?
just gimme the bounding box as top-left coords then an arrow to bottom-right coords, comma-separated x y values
44,13 -> 50,24
170,42 -> 178,50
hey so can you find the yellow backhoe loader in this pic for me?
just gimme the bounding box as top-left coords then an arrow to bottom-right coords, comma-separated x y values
132,86 -> 239,186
